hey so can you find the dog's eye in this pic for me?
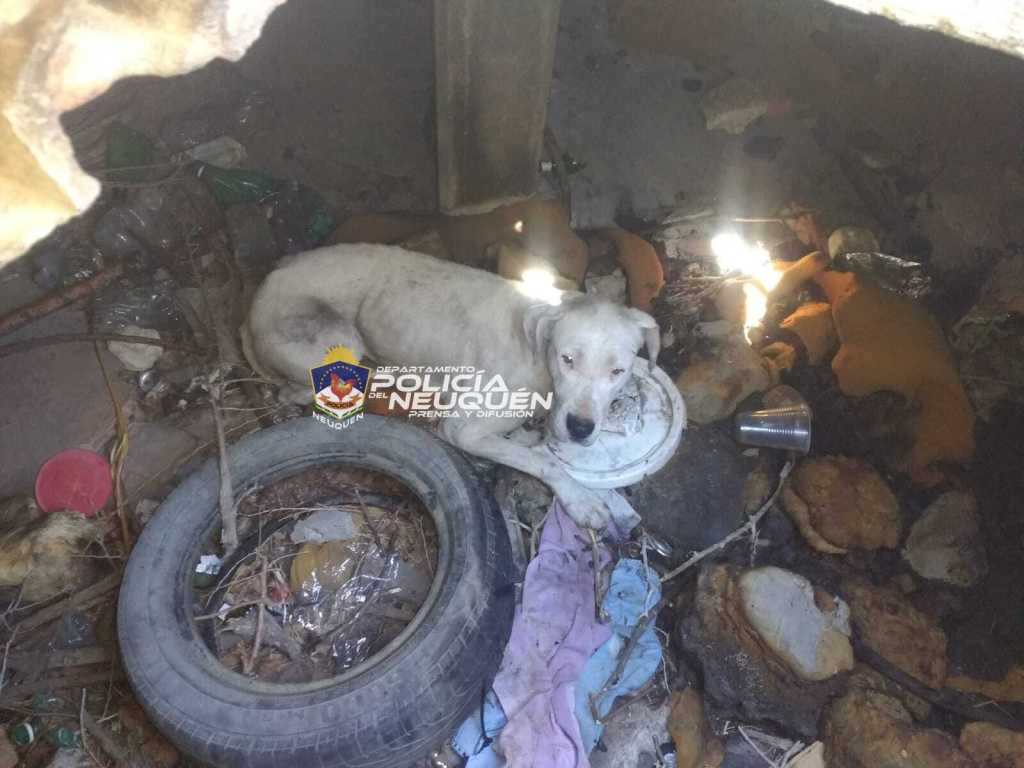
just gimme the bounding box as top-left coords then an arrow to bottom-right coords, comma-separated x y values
561,353 -> 574,367
611,367 -> 625,376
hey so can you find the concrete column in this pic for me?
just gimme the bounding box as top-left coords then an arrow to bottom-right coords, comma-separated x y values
434,0 -> 562,214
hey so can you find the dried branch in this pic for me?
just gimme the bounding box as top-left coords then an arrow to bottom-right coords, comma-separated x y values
660,460 -> 794,584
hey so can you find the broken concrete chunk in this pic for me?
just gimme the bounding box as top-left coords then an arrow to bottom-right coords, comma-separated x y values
675,333 -> 773,423
848,662 -> 931,721
677,565 -> 846,739
960,722 -> 1024,768
823,688 -> 975,768
783,456 -> 902,553
107,324 -> 163,371
788,742 -> 825,768
668,688 -> 724,768
903,491 -> 988,587
739,567 -> 854,682
844,579 -> 948,688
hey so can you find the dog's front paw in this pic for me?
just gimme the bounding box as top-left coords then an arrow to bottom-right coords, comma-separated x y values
559,486 -> 611,530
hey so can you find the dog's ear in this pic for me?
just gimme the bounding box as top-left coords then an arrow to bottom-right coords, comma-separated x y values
626,308 -> 660,371
523,301 -> 565,358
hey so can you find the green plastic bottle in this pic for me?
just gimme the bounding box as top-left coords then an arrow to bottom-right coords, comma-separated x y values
10,693 -> 81,748
194,163 -> 283,206
9,720 -> 81,748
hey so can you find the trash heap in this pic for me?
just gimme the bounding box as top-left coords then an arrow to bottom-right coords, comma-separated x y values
0,121 -> 343,767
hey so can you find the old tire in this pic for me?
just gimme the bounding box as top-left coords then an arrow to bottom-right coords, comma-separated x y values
118,415 -> 514,767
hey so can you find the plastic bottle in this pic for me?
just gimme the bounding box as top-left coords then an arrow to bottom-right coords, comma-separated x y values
10,693 -> 82,748
194,163 -> 282,206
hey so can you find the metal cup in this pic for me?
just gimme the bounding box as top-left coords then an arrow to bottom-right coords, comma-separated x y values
734,402 -> 813,453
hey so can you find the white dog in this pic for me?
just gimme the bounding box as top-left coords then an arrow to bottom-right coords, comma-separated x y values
242,244 -> 659,529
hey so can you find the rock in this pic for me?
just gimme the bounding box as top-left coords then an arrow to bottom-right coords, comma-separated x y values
827,226 -> 880,259
779,302 -> 837,365
782,456 -> 902,554
814,270 -> 975,485
584,268 -> 628,305
903,491 -> 987,587
844,579 -> 948,688
629,426 -> 748,553
589,697 -> 671,768
676,333 -> 773,424
823,688 -> 975,768
677,565 -> 846,739
970,253 -> 1024,316
788,742 -> 826,768
960,722 -> 1024,768
739,567 -> 854,682
668,688 -> 724,768
849,662 -> 931,721
107,325 -> 163,371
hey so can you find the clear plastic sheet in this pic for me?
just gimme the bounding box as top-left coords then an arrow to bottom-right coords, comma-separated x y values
92,279 -> 186,333
206,466 -> 438,681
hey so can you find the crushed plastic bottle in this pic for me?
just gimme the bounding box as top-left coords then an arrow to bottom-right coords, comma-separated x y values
195,163 -> 335,250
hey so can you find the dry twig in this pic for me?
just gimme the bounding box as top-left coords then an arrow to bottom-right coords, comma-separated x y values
0,331 -> 202,359
660,460 -> 794,584
243,556 -> 269,676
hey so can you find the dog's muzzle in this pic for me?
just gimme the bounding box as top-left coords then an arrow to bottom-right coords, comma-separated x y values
566,413 -> 595,442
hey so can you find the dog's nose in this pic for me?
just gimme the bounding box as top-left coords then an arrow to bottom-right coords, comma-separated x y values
566,413 -> 595,441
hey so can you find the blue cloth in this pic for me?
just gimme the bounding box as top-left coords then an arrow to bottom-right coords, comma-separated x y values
452,689 -> 507,768
573,559 -> 663,754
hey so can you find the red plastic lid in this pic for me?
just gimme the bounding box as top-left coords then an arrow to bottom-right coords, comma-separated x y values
34,449 -> 113,517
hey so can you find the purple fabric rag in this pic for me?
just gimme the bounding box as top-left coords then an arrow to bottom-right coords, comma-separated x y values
491,501 -> 612,768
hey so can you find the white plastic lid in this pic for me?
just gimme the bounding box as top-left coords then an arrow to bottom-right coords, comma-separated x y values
546,361 -> 686,489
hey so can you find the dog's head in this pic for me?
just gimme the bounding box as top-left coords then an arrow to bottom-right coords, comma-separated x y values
524,295 -> 660,445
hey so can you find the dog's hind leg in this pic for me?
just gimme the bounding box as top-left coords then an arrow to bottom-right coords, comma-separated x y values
246,298 -> 367,403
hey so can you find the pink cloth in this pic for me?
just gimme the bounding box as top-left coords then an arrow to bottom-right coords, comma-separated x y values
491,502 -> 612,768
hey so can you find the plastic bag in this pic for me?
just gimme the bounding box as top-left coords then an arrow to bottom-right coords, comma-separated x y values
835,252 -> 932,300
92,279 -> 185,333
